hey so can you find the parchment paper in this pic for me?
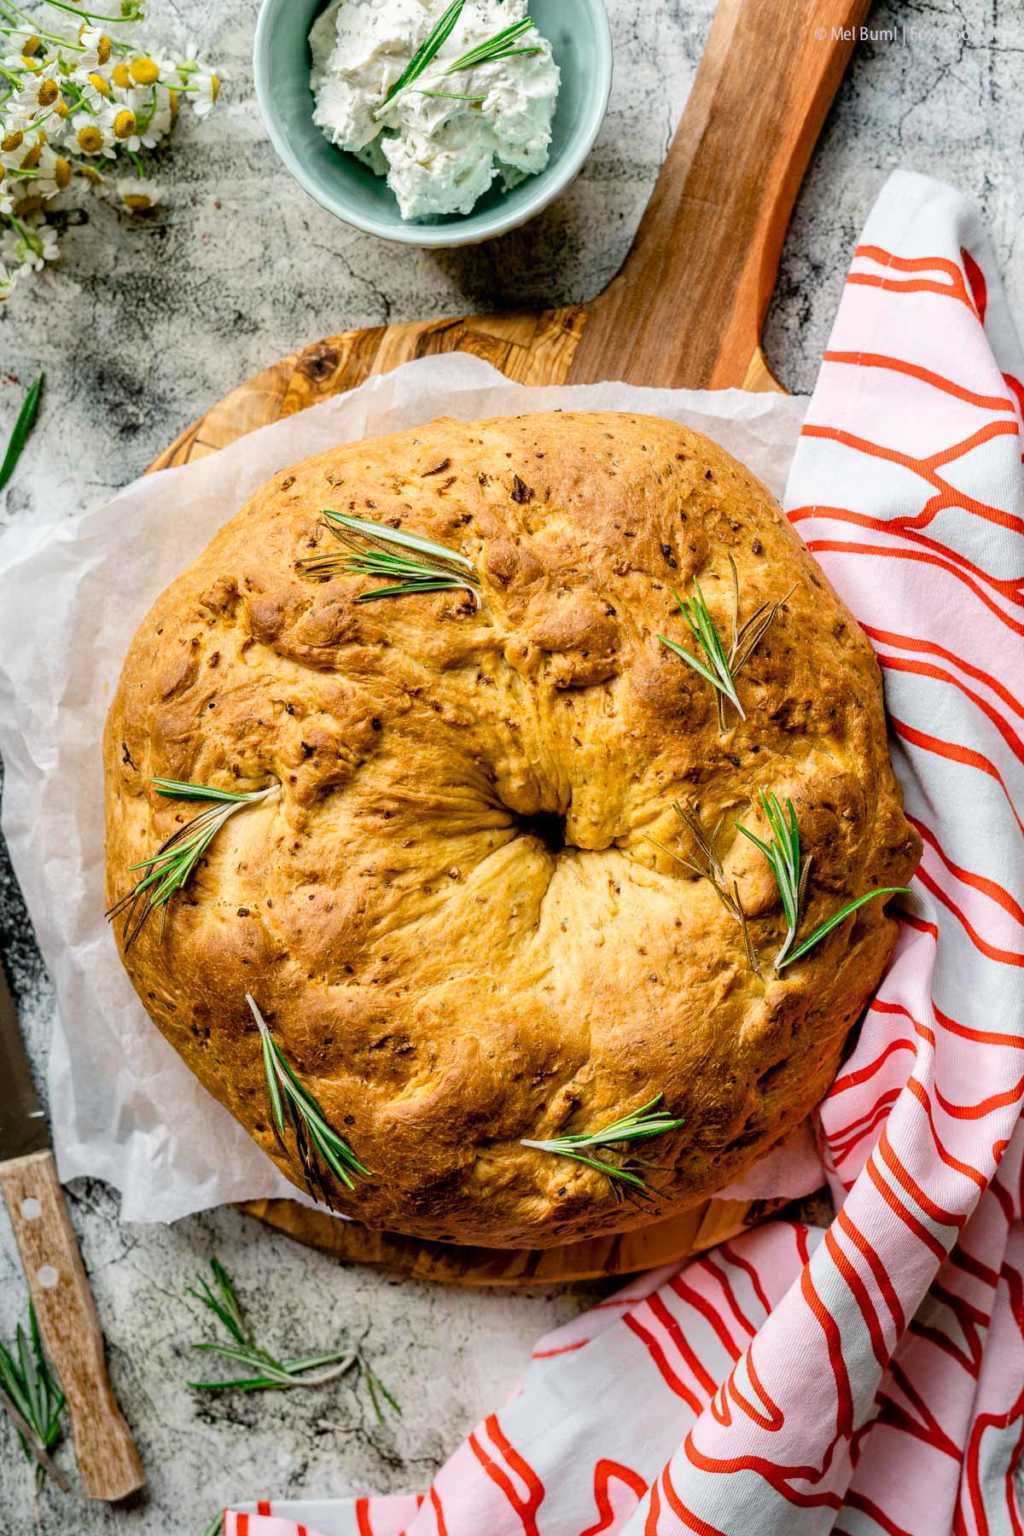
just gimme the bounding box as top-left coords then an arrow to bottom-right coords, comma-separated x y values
0,352 -> 820,1223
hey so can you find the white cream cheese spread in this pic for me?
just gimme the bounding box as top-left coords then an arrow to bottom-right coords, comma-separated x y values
310,0 -> 560,221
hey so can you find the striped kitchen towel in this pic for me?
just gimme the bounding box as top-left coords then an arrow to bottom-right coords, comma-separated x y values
224,169 -> 1024,1536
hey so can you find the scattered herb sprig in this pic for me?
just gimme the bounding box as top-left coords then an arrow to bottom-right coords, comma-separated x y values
522,1094 -> 684,1201
298,510 -> 481,607
201,1515 -> 224,1536
646,801 -> 759,974
381,0 -> 466,108
108,779 -> 278,948
187,1259 -> 399,1423
658,558 -> 791,732
247,994 -> 371,1210
0,373 -> 43,494
0,1304 -> 68,1493
737,791 -> 909,972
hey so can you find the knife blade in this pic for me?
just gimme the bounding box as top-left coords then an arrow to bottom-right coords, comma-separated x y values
0,958 -> 145,1500
0,962 -> 49,1162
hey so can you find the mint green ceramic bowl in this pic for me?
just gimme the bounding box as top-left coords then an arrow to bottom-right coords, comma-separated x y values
254,0 -> 613,248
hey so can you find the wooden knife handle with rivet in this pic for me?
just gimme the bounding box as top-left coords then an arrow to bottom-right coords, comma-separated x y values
0,1149 -> 145,1501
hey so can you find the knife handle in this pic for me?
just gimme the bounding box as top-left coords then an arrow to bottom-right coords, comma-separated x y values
0,1150 -> 145,1501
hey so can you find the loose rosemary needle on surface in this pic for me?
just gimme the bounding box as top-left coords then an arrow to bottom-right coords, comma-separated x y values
658,557 -> 791,731
298,510 -> 481,606
107,778 -> 277,947
0,372 -> 43,493
737,790 -> 910,972
0,1304 -> 68,1493
522,1094 -> 685,1201
187,1259 -> 400,1422
248,993 -> 371,1209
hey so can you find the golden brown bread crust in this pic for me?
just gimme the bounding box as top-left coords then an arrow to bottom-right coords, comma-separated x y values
103,412 -> 920,1247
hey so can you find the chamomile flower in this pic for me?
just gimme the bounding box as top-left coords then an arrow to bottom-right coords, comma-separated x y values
1,214 -> 59,275
190,69 -> 221,119
72,110 -> 115,159
116,175 -> 161,214
78,28 -> 114,69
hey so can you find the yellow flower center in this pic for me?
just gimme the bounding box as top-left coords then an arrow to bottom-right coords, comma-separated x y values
78,164 -> 103,185
54,98 -> 69,119
54,156 -> 71,189
130,56 -> 159,85
20,144 -> 41,169
111,60 -> 131,88
87,71 -> 111,98
113,108 -> 135,140
13,194 -> 43,217
22,34 -> 41,56
122,191 -> 154,212
76,124 -> 104,154
210,73 -> 220,102
37,78 -> 59,107
97,34 -> 112,65
168,87 -> 179,121
2,130 -> 23,152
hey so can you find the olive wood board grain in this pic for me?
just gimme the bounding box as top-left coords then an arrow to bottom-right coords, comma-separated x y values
142,0 -> 868,1284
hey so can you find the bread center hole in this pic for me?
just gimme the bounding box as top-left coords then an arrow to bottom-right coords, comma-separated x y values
516,810 -> 568,853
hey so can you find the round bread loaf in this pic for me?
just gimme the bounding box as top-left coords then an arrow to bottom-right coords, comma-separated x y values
104,412 -> 919,1247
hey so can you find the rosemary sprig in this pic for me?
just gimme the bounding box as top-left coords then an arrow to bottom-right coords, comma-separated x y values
381,0 -> 465,108
0,1304 -> 68,1493
247,994 -> 371,1209
521,1094 -> 685,1202
737,790 -> 910,972
187,1260 -> 399,1421
107,778 -> 277,948
646,801 -> 759,974
298,510 -> 481,607
658,558 -> 791,731
443,18 -> 541,75
0,371 -> 43,493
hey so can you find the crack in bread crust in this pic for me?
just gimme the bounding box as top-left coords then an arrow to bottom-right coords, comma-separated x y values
104,412 -> 921,1248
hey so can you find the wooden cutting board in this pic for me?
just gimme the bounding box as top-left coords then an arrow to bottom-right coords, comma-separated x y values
148,0 -> 868,1284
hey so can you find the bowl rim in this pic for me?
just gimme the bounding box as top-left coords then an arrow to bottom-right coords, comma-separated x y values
253,0 -> 614,249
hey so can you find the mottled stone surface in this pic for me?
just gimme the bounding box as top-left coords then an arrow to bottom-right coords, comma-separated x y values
0,0 -> 1021,1527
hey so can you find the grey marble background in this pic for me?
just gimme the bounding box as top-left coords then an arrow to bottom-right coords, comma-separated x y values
0,0 -> 1021,1529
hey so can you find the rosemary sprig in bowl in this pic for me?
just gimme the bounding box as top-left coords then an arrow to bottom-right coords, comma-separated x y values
522,1094 -> 684,1202
737,790 -> 910,972
247,994 -> 371,1209
187,1259 -> 399,1420
380,3 -> 542,114
381,0 -> 466,109
107,778 -> 278,948
0,1304 -> 68,1493
658,557 -> 791,731
298,510 -> 481,606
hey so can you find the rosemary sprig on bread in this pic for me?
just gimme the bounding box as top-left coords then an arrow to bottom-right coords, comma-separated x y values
298,510 -> 481,606
521,1094 -> 685,1200
646,801 -> 759,974
247,994 -> 371,1209
658,558 -> 791,730
108,778 -> 277,948
737,791 -> 909,972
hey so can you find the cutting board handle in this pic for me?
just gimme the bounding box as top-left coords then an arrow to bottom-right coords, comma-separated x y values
0,1151 -> 145,1501
568,0 -> 872,390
